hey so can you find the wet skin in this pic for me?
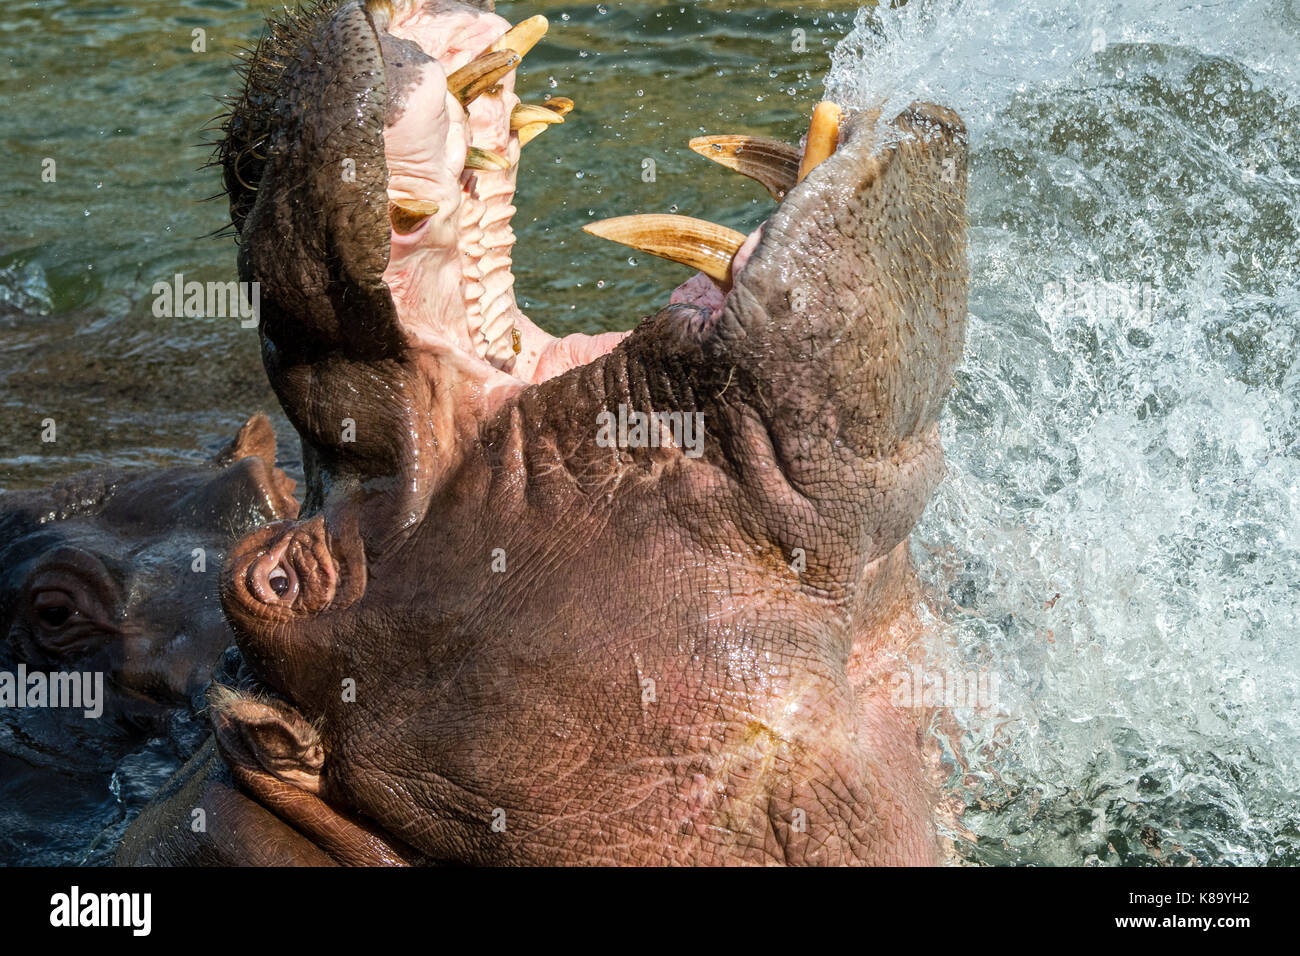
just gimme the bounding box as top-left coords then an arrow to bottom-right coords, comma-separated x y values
120,0 -> 967,866
0,414 -> 297,749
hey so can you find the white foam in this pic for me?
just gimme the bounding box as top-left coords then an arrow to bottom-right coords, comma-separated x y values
828,0 -> 1300,864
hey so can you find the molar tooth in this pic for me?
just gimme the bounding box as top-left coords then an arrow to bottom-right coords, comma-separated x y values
388,199 -> 439,234
465,147 -> 512,172
511,103 -> 565,130
492,15 -> 549,59
797,101 -> 843,184
447,50 -> 520,107
582,214 -> 746,284
688,135 -> 800,200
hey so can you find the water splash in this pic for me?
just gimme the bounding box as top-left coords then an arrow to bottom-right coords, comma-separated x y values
828,0 -> 1300,864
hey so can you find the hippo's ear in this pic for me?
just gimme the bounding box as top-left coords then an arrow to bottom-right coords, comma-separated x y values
213,414 -> 278,466
209,686 -> 324,793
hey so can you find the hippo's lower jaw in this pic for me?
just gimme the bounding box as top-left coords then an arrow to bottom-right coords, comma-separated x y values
120,0 -> 967,866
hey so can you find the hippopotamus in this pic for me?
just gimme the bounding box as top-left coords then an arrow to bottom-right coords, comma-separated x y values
120,0 -> 967,866
0,414 -> 298,748
0,415 -> 297,864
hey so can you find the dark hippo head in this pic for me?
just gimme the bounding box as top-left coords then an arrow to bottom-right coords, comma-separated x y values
0,414 -> 298,744
123,0 -> 967,866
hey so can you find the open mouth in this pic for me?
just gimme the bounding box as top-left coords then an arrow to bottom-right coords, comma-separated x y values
222,1 -> 851,408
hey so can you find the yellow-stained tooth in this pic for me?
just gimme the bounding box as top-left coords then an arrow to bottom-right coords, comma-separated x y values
388,199 -> 439,234
518,97 -> 576,144
517,122 -> 551,146
583,215 -> 746,284
797,101 -> 843,184
447,50 -> 520,107
511,103 -> 565,131
465,147 -> 512,172
543,96 -> 575,117
689,135 -> 801,200
492,15 -> 549,59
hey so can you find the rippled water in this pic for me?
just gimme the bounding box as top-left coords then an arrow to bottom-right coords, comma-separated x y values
826,0 -> 1300,865
2,0 -> 1295,865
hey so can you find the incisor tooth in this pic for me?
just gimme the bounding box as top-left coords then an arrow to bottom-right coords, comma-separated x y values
388,199 -> 439,234
583,215 -> 746,284
689,135 -> 800,200
492,15 -> 549,59
446,50 -> 520,107
797,101 -> 843,184
511,103 -> 565,130
465,147 -> 512,172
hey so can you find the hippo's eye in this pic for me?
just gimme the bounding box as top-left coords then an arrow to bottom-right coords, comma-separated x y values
32,589 -> 79,630
268,566 -> 291,596
247,553 -> 299,606
38,604 -> 71,627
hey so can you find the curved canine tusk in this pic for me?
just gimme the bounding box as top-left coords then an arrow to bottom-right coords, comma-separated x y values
465,147 -> 512,172
582,214 -> 746,284
492,15 -> 549,59
447,50 -> 520,107
388,199 -> 440,234
797,101 -> 843,184
511,103 -> 566,130
689,135 -> 801,200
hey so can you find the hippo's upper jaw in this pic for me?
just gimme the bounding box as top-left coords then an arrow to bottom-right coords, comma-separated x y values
154,0 -> 968,866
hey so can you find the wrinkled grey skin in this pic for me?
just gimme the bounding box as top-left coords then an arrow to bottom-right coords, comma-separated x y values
0,414 -> 297,749
121,0 -> 967,866
0,415 -> 297,865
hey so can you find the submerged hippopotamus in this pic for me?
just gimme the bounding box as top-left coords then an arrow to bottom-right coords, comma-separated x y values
0,414 -> 297,748
121,0 -> 967,866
